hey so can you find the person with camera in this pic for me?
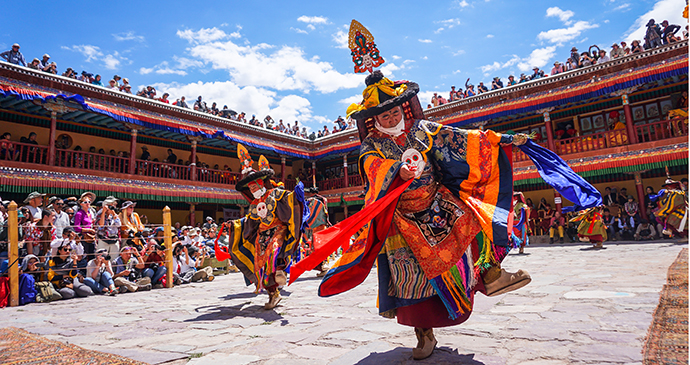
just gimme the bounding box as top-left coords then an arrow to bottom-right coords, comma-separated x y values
120,201 -> 145,250
177,245 -> 214,283
112,246 -> 151,292
96,197 -> 121,258
47,242 -> 93,299
142,240 -> 167,288
83,248 -> 118,295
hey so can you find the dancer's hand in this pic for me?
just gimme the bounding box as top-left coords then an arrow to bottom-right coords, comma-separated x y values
399,164 -> 417,181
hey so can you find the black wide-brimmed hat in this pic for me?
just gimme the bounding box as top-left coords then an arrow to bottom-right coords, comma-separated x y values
236,168 -> 275,190
235,144 -> 275,195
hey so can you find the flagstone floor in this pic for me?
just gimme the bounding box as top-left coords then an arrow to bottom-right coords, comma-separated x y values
2,239 -> 686,365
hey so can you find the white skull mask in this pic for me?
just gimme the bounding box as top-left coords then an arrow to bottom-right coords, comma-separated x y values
401,149 -> 425,178
256,202 -> 268,218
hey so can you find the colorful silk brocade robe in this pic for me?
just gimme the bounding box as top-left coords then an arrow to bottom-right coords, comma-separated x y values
226,186 -> 306,290
305,197 -> 329,244
570,208 -> 607,243
655,188 -> 688,233
512,203 -> 529,249
322,119 -> 514,322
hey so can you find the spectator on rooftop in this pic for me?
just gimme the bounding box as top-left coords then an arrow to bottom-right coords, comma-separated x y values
113,75 -> 122,88
79,71 -> 93,83
91,74 -> 103,86
620,41 -> 630,55
631,40 -> 644,54
119,78 -> 131,92
323,125 -> 330,136
122,84 -> 132,94
43,62 -> 57,74
661,20 -> 681,44
158,93 -> 170,103
62,68 -> 77,79
491,77 -> 503,90
193,96 -> 207,112
465,84 -> 476,97
210,102 -> 219,115
1,43 -> 26,66
107,79 -> 118,90
28,58 -> 42,70
506,75 -> 516,86
39,54 -> 51,69
610,43 -> 624,59
449,86 -> 458,101
437,94 -> 447,105
645,19 -> 663,48
598,50 -> 610,63
431,93 -> 438,107
550,61 -> 564,76
579,52 -> 594,67
530,67 -> 542,80
570,47 -> 580,68
178,96 -> 189,108
589,45 -> 601,62
477,82 -> 488,94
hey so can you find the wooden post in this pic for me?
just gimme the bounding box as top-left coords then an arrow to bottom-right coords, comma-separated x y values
343,154 -> 349,188
621,94 -> 637,144
190,140 -> 197,181
128,129 -> 138,175
189,203 -> 196,227
163,206 -> 173,288
48,111 -> 57,166
343,204 -> 349,219
544,112 -> 556,152
312,161 -> 317,188
8,202 -> 18,307
281,155 -> 286,184
634,172 -> 647,220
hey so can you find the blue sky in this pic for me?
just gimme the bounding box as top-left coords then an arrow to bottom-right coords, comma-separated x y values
1,0 -> 685,132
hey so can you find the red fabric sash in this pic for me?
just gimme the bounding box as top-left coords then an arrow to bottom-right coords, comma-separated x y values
213,223 -> 232,261
289,179 -> 413,285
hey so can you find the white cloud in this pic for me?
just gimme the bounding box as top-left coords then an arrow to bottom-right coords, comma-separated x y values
291,27 -> 308,34
435,27 -> 445,34
332,24 -> 349,49
604,19 -> 610,23
454,0 -> 469,8
613,3 -> 631,11
113,31 -> 145,42
338,95 -> 362,105
517,46 -> 558,72
297,16 -> 329,24
480,55 -> 520,75
102,54 -> 121,70
452,50 -> 466,56
537,20 -> 599,44
546,7 -> 575,25
62,45 -> 127,70
418,39 -> 433,43
486,34 -> 494,38
176,27 -> 240,44
392,55 -> 401,60
307,24 -> 316,31
624,0 -> 685,44
173,27 -> 363,94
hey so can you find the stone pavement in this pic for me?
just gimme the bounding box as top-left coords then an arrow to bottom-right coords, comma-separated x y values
2,240 -> 686,365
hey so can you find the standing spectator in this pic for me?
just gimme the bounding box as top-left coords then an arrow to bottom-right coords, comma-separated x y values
83,249 -> 118,295
550,62 -> 564,76
620,41 -> 631,55
73,194 -> 97,258
610,43 -> 624,59
598,50 -> 610,63
119,78 -> 131,92
506,75 -> 516,86
193,96 -> 207,112
165,149 -> 177,164
52,198 -> 70,238
660,20 -> 681,44
112,75 -> 122,88
91,74 -> 103,86
634,220 -> 657,240
549,211 -> 566,244
645,19 -> 663,48
120,201 -> 145,248
96,198 -> 121,258
449,86 -> 458,101
570,47 -> 580,68
491,77 -> 503,90
158,93 -> 170,104
39,54 -> 51,69
28,58 -> 42,70
579,52 -> 594,67
630,40 -> 644,54
23,191 -> 45,221
477,82 -> 488,93
0,43 -> 26,66
178,96 -> 189,108
530,67 -> 542,80
431,93 -> 439,107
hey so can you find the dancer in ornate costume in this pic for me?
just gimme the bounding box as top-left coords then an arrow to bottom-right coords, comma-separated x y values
570,207 -> 607,249
215,144 -> 307,309
650,179 -> 688,238
512,192 -> 530,254
304,187 -> 331,277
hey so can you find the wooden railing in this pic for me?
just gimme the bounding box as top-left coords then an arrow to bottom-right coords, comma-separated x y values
0,141 -> 49,165
135,159 -> 191,180
55,149 -> 129,173
197,168 -> 239,185
555,129 -> 630,155
513,141 -> 547,162
636,117 -> 688,143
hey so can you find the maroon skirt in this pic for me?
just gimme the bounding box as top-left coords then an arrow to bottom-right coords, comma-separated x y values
396,280 -> 485,328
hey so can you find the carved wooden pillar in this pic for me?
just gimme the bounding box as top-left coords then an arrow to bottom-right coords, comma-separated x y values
312,160 -> 317,188
190,140 -> 198,181
281,155 -> 286,184
128,129 -> 137,175
48,111 -> 57,166
622,94 -> 637,144
634,172 -> 647,220
343,154 -> 349,188
544,112 -> 556,152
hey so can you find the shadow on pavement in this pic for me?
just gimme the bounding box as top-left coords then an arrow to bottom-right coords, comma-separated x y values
355,347 -> 485,364
185,302 -> 285,323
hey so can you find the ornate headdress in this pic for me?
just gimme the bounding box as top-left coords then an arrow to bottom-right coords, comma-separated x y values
235,144 -> 275,191
349,20 -> 385,74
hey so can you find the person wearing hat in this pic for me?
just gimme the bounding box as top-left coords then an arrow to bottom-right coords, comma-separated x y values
550,61 -> 564,76
571,206 -> 608,249
23,191 -> 46,221
660,20 -> 681,44
477,81 -> 488,93
28,58 -> 42,70
610,43 -> 624,59
203,216 -> 214,230
491,77 -> 503,90
530,66 -> 542,80
214,144 -> 307,310
645,19 -> 663,49
507,75 -> 516,86
1,43 -> 26,66
569,47 -> 580,68
40,54 -> 51,69
649,179 -> 688,237
140,146 -> 151,161
299,70 -> 534,360
119,201 -> 145,246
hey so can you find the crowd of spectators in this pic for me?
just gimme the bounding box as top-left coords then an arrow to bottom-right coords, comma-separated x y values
0,191 -> 233,306
0,44 -> 353,141
429,19 -> 688,108
523,178 -> 689,244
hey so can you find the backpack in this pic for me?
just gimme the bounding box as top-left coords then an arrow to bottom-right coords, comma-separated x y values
35,281 -> 62,303
0,277 -> 8,308
18,274 -> 37,305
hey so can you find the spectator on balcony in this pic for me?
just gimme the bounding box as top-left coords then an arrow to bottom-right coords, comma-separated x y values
610,43 -> 624,59
506,75 -> 516,86
1,43 -> 26,66
91,74 -> 103,86
550,61 -> 564,76
158,93 -> 170,103
193,96 -> 207,112
477,82 -> 488,94
39,54 -> 51,69
644,19 -> 662,48
0,132 -> 17,161
140,146 -> 150,161
630,40 -> 643,54
165,149 -> 177,164
570,47 -> 580,68
113,75 -> 122,88
598,50 -> 610,63
28,58 -> 42,70
491,77 -> 503,90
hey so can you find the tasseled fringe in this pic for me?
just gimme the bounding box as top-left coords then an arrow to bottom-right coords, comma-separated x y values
511,232 -> 522,249
473,231 -> 497,275
430,246 -> 476,320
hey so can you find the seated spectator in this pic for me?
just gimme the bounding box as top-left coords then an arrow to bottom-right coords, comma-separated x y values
142,241 -> 167,288
624,195 -> 639,222
550,61 -> 564,76
465,83 -> 476,97
43,62 -> 58,74
477,82 -> 488,93
530,67 -> 542,80
47,241 -> 93,299
617,212 -> 636,240
620,41 -> 630,55
20,254 -> 43,282
28,58 -> 42,70
83,248 -> 118,295
322,125 -> 330,136
158,93 -> 170,103
178,96 -> 189,108
602,208 -> 618,241
193,96 -> 207,112
122,84 -> 132,94
598,50 -> 610,63
506,75 -> 516,86
62,68 -> 77,79
92,74 -> 103,86
0,43 -> 26,66
634,220 -> 657,240
518,74 -> 529,83
107,79 -> 118,90
661,20 -> 681,43
491,77 -> 503,90
210,102 -> 219,115
39,54 -> 51,69
610,43 -> 624,59
112,246 -> 150,292
579,52 -> 594,67
549,211 -> 565,244
112,75 -> 122,88
630,40 -> 644,54
119,78 -> 131,92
